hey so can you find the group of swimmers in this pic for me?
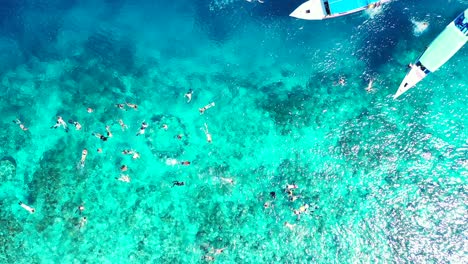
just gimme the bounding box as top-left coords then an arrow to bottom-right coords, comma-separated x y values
15,92 -> 218,223
199,183 -> 312,260
258,182 -> 317,234
14,88 -> 314,261
285,184 -> 317,220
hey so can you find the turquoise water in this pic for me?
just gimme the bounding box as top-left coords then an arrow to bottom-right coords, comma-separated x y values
0,0 -> 467,262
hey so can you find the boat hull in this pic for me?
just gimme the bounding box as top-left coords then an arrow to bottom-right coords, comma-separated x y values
290,0 -> 390,20
394,64 -> 429,99
394,9 -> 468,99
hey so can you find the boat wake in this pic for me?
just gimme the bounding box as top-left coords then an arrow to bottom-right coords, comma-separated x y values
364,5 -> 384,19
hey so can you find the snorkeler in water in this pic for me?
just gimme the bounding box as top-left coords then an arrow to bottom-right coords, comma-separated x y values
220,177 -> 234,185
132,151 -> 140,159
199,102 -> 215,114
13,119 -> 28,131
118,119 -> 128,131
80,149 -> 88,167
202,255 -> 215,261
286,183 -> 298,190
51,116 -> 69,132
333,77 -> 346,86
105,125 -> 113,138
184,89 -> 193,103
338,77 -> 346,86
126,103 -> 138,110
270,191 -> 276,199
201,123 -> 212,143
116,174 -> 131,183
116,104 -> 126,111
293,203 -> 309,219
79,216 -> 87,229
365,79 -> 374,92
284,221 -> 296,230
76,204 -> 85,215
211,247 -> 226,255
19,201 -> 35,214
92,132 -> 108,141
136,122 -> 148,136
172,181 -> 185,187
121,149 -> 140,159
68,120 -> 82,130
289,195 -> 300,202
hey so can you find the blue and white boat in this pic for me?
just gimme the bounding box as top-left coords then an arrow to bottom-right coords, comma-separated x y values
394,9 -> 468,99
290,0 -> 390,20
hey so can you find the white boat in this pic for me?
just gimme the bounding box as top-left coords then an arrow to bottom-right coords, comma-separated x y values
394,9 -> 468,99
290,0 -> 390,20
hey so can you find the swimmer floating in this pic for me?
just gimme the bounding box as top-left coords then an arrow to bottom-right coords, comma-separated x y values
172,181 -> 185,187
199,102 -> 215,114
13,119 -> 28,131
118,119 -> 128,131
80,149 -> 88,167
116,174 -> 131,183
136,122 -> 148,136
184,89 -> 193,103
68,119 -> 82,130
201,123 -> 212,143
19,201 -> 35,214
51,116 -> 69,132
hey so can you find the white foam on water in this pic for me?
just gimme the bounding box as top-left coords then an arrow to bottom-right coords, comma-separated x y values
411,19 -> 430,36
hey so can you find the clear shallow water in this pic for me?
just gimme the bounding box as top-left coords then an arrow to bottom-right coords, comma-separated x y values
0,0 -> 467,263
